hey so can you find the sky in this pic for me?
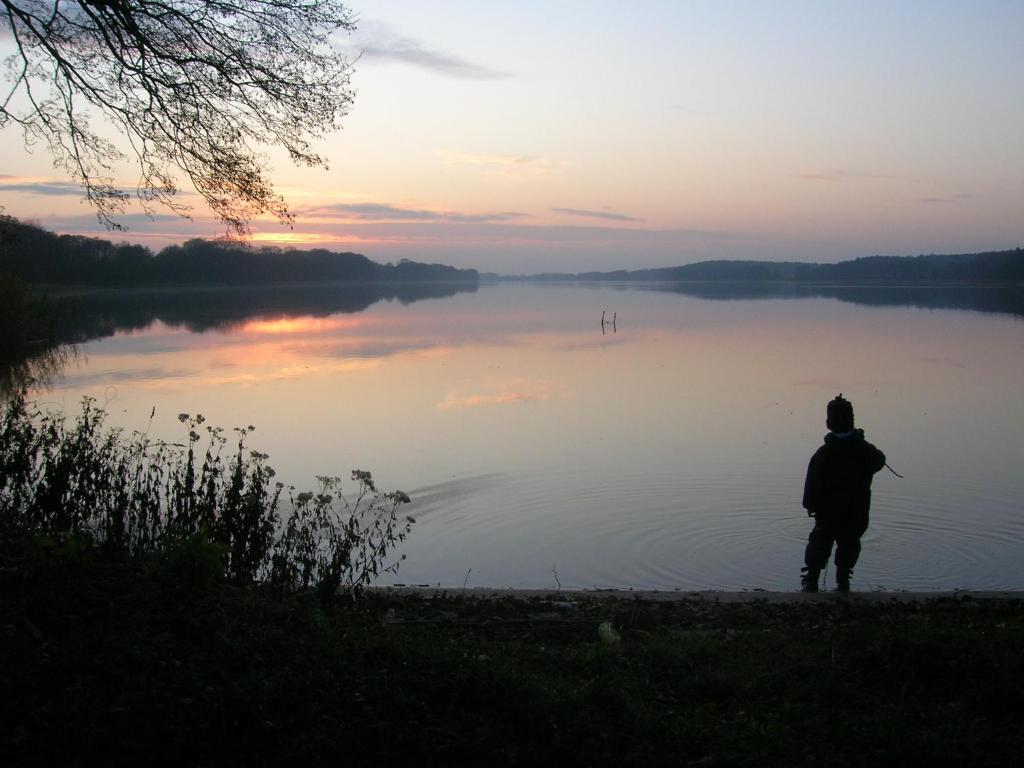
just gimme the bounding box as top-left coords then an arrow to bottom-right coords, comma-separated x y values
2,0 -> 1023,274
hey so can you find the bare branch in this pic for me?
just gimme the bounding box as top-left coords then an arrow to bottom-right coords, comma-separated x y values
1,0 -> 356,236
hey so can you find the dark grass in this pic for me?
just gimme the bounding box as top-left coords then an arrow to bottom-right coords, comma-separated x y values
3,544 -> 1022,767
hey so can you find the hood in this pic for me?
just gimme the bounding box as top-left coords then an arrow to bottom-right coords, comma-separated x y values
824,428 -> 865,445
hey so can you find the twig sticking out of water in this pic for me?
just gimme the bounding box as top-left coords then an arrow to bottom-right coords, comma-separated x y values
600,310 -> 618,334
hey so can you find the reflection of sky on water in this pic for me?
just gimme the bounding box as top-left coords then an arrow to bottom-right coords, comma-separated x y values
38,284 -> 1024,590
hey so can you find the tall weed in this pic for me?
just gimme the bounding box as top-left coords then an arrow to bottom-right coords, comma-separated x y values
0,393 -> 413,595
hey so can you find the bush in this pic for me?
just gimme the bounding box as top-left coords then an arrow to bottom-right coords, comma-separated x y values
0,393 -> 413,596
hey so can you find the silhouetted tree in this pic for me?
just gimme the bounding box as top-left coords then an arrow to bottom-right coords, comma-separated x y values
0,216 -> 481,286
0,0 -> 356,235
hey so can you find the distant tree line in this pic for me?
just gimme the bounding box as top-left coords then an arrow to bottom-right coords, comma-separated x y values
499,249 -> 1024,284
0,217 -> 478,286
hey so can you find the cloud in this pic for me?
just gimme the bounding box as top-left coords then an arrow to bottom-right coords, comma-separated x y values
43,212 -> 195,228
280,220 -> 750,249
303,202 -> 525,223
550,207 -> 641,223
50,209 -> 753,250
0,175 -> 146,199
437,150 -> 564,179
343,221 -> 750,245
319,203 -> 438,221
796,169 -> 894,182
447,211 -> 527,223
348,21 -> 511,80
0,178 -> 88,196
919,193 -> 975,205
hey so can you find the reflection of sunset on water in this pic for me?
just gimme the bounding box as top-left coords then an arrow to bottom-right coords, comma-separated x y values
37,283 -> 1024,591
437,379 -> 570,411
241,316 -> 370,335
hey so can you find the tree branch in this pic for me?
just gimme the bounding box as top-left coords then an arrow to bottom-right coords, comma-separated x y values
1,0 -> 356,235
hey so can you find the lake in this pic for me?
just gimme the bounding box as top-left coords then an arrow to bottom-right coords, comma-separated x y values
24,281 -> 1024,591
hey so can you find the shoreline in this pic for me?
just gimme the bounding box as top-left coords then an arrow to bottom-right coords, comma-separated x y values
7,555 -> 1024,765
379,586 -> 1024,603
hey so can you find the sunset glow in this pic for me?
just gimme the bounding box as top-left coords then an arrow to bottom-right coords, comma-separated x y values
2,1 -> 1021,272
247,232 -> 352,246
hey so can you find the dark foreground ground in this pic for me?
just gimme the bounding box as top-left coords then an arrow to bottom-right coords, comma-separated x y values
3,549 -> 1022,767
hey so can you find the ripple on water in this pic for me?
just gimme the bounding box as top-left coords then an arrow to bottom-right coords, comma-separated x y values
396,466 -> 1024,591
867,470 -> 1024,590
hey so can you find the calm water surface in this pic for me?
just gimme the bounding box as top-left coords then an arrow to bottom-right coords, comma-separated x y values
33,283 -> 1024,591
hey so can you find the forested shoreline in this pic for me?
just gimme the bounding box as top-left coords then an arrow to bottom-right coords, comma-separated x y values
4,215 -> 1021,288
494,247 -> 1024,283
0,217 -> 478,286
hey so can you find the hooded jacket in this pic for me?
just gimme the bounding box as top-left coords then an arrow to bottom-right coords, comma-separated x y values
802,429 -> 886,523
